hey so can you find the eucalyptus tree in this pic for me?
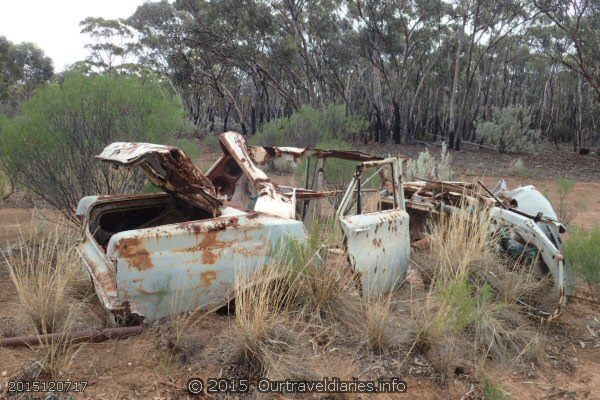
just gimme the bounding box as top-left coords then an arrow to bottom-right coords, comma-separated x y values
0,36 -> 53,114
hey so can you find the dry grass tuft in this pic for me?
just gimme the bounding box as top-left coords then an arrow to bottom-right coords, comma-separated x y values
361,291 -> 413,355
274,225 -> 362,327
29,332 -> 82,380
225,255 -> 313,378
295,255 -> 361,326
2,222 -> 96,379
425,204 -> 496,284
404,203 -> 547,377
2,224 -> 89,334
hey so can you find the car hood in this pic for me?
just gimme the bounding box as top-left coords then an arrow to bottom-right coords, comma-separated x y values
97,142 -> 222,214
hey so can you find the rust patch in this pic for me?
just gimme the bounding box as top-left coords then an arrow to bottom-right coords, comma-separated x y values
136,286 -> 158,295
200,230 -> 230,264
179,216 -> 240,235
116,237 -> 154,271
200,270 -> 217,288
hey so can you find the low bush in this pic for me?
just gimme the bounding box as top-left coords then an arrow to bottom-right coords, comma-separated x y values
564,226 -> 600,298
476,106 -> 540,154
483,378 -> 513,400
226,253 -> 313,378
2,225 -> 89,334
2,223 -> 96,379
555,177 -> 579,225
175,138 -> 201,161
548,123 -> 573,144
0,73 -> 186,220
510,158 -> 533,179
251,103 -> 368,147
406,142 -> 453,181
409,205 -> 545,375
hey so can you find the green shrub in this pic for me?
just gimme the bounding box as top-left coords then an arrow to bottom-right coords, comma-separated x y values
201,134 -> 221,153
483,378 -> 512,400
476,106 -> 540,154
251,104 -> 368,147
435,278 -> 477,332
0,73 -> 186,219
175,138 -> 201,161
555,177 -> 578,225
564,226 -> 600,297
295,139 -> 356,191
548,123 -> 573,143
510,158 -> 533,179
556,177 -> 576,195
406,142 -> 453,180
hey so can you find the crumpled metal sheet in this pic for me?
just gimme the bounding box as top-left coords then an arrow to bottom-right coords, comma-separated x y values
340,209 -> 411,295
97,142 -> 222,214
217,132 -> 295,219
250,145 -> 384,164
338,157 -> 411,296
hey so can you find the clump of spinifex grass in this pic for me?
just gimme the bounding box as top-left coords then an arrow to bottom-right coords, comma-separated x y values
225,246 -> 314,379
225,221 -> 361,379
2,222 -> 92,379
407,203 -> 546,376
2,223 -> 88,335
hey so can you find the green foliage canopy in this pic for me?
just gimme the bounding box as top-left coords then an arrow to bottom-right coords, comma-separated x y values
0,73 -> 186,218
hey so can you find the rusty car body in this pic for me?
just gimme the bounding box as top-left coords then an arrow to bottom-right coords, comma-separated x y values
77,132 -> 410,323
77,138 -> 307,324
78,131 -> 570,323
257,146 -> 571,316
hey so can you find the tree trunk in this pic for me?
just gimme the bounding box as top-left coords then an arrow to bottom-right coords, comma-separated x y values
448,16 -> 466,150
223,102 -> 231,132
392,98 -> 401,144
251,81 -> 257,135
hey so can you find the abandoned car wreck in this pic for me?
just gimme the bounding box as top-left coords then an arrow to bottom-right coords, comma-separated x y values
77,131 -> 571,324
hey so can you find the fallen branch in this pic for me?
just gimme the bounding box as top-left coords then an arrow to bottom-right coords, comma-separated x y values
461,140 -> 498,151
0,325 -> 143,348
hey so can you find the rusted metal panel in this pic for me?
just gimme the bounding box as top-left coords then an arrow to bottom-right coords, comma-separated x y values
207,132 -> 295,219
250,146 -> 307,163
80,201 -> 306,322
278,186 -> 339,199
250,145 -> 384,163
310,149 -> 383,162
340,209 -> 411,295
97,142 -> 221,214
338,157 -> 411,296
218,132 -> 269,183
253,185 -> 296,219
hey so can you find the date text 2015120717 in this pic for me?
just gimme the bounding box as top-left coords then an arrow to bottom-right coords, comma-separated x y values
7,380 -> 88,393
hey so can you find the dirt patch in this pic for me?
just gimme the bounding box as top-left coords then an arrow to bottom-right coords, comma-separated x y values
477,177 -> 600,230
378,141 -> 600,182
0,208 -> 35,245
